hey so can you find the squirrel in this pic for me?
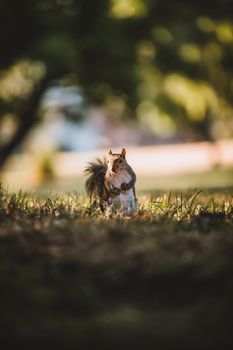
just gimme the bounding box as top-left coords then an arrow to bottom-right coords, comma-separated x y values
84,148 -> 137,214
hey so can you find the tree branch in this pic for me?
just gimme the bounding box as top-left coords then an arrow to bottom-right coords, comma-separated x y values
0,77 -> 49,169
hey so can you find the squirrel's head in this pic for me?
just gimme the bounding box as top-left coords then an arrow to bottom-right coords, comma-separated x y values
107,148 -> 127,173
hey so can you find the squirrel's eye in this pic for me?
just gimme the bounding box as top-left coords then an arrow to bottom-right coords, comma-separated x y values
119,158 -> 123,163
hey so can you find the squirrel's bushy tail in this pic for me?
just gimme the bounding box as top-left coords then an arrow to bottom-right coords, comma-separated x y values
84,158 -> 107,199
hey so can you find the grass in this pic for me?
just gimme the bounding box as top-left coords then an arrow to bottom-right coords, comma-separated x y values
0,185 -> 233,349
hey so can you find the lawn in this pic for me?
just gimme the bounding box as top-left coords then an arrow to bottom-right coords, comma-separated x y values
35,166 -> 233,194
0,186 -> 233,349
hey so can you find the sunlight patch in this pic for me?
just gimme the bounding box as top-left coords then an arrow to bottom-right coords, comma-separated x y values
110,0 -> 147,19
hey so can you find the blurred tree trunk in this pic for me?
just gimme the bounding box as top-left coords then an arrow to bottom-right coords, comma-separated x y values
196,109 -> 214,142
0,77 -> 48,169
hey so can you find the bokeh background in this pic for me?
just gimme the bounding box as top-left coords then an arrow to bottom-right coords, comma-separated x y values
0,0 -> 233,192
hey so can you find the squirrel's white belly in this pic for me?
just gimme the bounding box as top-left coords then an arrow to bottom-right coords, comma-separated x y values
111,188 -> 136,215
110,170 -> 136,215
118,188 -> 135,206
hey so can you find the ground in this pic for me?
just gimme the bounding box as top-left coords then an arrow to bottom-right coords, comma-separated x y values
0,187 -> 233,349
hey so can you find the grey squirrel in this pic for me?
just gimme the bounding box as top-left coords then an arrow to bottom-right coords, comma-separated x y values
84,148 -> 137,214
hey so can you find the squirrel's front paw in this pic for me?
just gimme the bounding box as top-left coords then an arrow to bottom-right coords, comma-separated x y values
121,183 -> 129,191
111,187 -> 121,195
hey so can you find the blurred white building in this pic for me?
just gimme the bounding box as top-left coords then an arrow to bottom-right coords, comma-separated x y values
24,86 -> 158,153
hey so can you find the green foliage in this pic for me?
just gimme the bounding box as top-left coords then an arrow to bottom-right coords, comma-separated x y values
1,0 -> 233,132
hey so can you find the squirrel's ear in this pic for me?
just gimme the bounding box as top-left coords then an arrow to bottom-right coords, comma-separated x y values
109,149 -> 113,155
121,148 -> 126,158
